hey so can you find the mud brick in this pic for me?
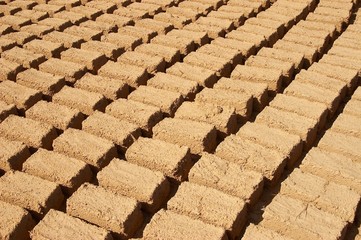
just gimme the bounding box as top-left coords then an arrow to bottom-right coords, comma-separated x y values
0,201 -> 35,240
0,39 -> 16,54
257,11 -> 294,30
333,114 -> 361,138
0,101 -> 17,122
53,128 -> 117,169
47,0 -> 81,10
308,62 -> 359,90
168,29 -> 209,47
237,122 -> 303,168
0,5 -> 22,15
256,107 -> 318,149
247,17 -> 285,36
97,159 -> 170,213
2,33 -> 33,48
43,31 -> 83,48
195,88 -> 253,119
306,13 -> 344,32
15,69 -> 62,100
175,102 -> 236,136
61,48 -> 107,72
231,65 -> 283,93
85,1 -> 117,13
214,77 -> 268,112
343,100 -> 361,118
0,81 -> 41,112
212,38 -> 255,59
151,34 -> 195,55
31,210 -> 112,240
314,6 -> 350,21
167,5 -> 201,20
273,40 -> 318,66
184,52 -> 231,77
128,2 -> 162,16
64,26 -> 102,41
300,148 -> 361,194
153,118 -> 217,154
117,51 -> 166,74
246,55 -> 294,80
98,61 -> 148,88
67,183 -> 142,238
282,33 -> 327,54
215,135 -> 286,185
80,20 -> 116,35
280,168 -> 359,222
0,16 -> 31,30
189,0 -> 223,9
178,1 -> 213,14
0,171 -> 64,217
53,10 -> 87,25
197,43 -> 242,67
125,137 -> 191,181
284,80 -> 342,116
95,14 -> 133,28
166,62 -> 216,87
0,137 -> 29,171
26,100 -> 84,130
38,17 -> 72,31
243,224 -> 293,240
20,24 -> 54,37
33,4 -> 64,17
288,26 -> 331,45
189,153 -> 264,204
318,131 -> 361,162
75,73 -> 128,100
82,111 -> 140,151
23,149 -> 92,194
208,10 -> 244,27
113,6 -> 149,20
142,0 -> 174,9
328,45 -> 361,60
15,10 -> 49,23
184,22 -> 225,39
135,43 -> 180,66
239,24 -> 278,44
147,73 -> 199,100
228,0 -> 264,11
198,16 -> 234,32
52,86 -> 107,115
270,94 -> 328,130
69,6 -> 102,20
39,58 -> 86,84
353,88 -> 361,100
118,26 -> 157,43
168,182 -> 246,238
7,1 -> 36,10
106,99 -> 162,134
153,12 -> 192,29
226,31 -> 267,50
135,19 -> 173,35
218,5 -> 254,18
321,55 -> 361,76
128,86 -> 183,117
23,39 -> 63,59
81,40 -> 123,61
257,47 -> 304,70
101,33 -> 142,51
143,209 -> 227,240
2,46 -> 45,69
0,58 -> 23,81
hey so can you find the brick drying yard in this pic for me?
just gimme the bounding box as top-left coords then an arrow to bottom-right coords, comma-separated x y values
0,0 -> 361,239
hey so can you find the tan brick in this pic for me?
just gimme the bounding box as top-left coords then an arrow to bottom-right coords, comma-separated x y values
67,183 -> 142,238
2,31 -> 36,45
142,0 -> 174,9
128,86 -> 183,117
61,48 -> 107,71
153,12 -> 192,29
117,51 -> 166,74
167,29 -> 209,47
208,10 -> 244,27
43,31 -> 83,48
0,58 -> 23,81
0,137 -> 29,171
184,22 -> 225,39
135,43 -> 180,66
98,61 -> 148,88
70,5 -> 102,20
39,58 -> 86,84
0,81 -> 41,112
226,30 -> 267,50
189,153 -> 264,204
64,25 -> 102,41
343,99 -> 361,118
95,13 -> 133,28
175,102 -> 237,136
0,101 -> 17,123
105,99 -> 162,134
97,159 -> 170,213
195,88 -> 253,120
53,128 -> 117,169
0,201 -> 36,240
142,210 -> 227,240
153,118 -> 217,154
113,6 -> 149,20
80,20 -> 115,35
243,224 -> 293,240
20,24 -> 54,37
257,47 -> 304,70
178,1 -> 213,14
33,4 -> 64,17
282,33 -> 327,54
0,171 -> 64,217
128,2 -> 162,16
38,17 -> 72,31
0,5 -> 22,15
23,39 -> 64,59
117,25 -> 157,43
166,6 -> 201,21
85,1 -> 117,13
46,0 -> 81,10
237,122 -> 303,168
53,10 -> 87,25
125,137 -> 192,181
151,34 -> 195,55
168,182 -> 247,238
329,113 -> 361,138
81,40 -> 123,61
197,43 -> 242,67
101,32 -> 142,51
135,18 -> 173,34
273,40 -> 318,66
26,100 -> 84,130
0,15 -> 31,30
0,38 -> 16,54
1,47 -> 45,68
31,210 -> 112,240
52,86 -> 107,115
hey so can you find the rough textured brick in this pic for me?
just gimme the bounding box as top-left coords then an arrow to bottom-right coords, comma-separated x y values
1,47 -> 45,68
0,137 -> 30,171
